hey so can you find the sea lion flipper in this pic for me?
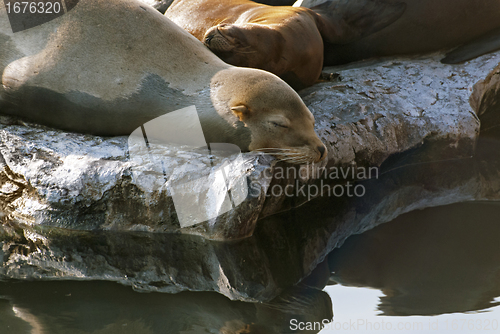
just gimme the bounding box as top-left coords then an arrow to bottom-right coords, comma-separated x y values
441,27 -> 500,64
138,0 -> 174,13
311,0 -> 406,44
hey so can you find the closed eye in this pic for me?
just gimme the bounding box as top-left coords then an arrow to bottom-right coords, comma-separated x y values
270,121 -> 288,128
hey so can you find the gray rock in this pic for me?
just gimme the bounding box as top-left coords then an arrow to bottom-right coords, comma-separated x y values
260,52 -> 499,215
1,131 -> 499,301
1,53 -> 499,238
308,54 -> 490,167
0,120 -> 275,240
1,52 -> 500,298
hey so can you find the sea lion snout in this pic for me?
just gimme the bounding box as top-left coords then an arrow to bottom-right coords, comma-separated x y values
204,24 -> 234,51
317,145 -> 327,161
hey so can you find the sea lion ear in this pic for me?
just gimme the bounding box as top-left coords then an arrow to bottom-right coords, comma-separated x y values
311,0 -> 407,44
231,105 -> 251,121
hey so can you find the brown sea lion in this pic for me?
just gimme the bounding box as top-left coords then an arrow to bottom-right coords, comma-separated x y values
470,62 -> 500,138
253,0 -> 296,4
0,0 -> 327,163
165,0 -> 406,90
139,0 -> 295,14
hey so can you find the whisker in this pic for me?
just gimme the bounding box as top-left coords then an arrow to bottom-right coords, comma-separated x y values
232,46 -> 257,54
277,157 -> 307,163
254,148 -> 294,152
276,155 -> 301,159
275,156 -> 303,160
233,49 -> 258,54
253,148 -> 314,164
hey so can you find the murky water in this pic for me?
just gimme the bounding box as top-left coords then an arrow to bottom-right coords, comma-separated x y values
1,201 -> 500,333
321,201 -> 500,334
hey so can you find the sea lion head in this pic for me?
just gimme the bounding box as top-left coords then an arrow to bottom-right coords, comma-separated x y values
203,23 -> 286,71
210,67 -> 327,164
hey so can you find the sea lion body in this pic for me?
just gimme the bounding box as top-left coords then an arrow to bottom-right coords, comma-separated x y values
0,0 -> 326,162
166,0 -> 325,89
470,63 -> 500,138
321,0 -> 500,65
165,0 -> 405,89
138,0 -> 296,14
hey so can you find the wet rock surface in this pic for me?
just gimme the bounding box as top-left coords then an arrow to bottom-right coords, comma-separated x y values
308,54 -> 490,167
0,121 -> 274,240
1,52 -> 500,297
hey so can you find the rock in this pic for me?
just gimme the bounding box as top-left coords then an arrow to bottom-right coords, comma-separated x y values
260,53 -> 499,215
1,52 -> 500,298
1,53 -> 498,240
0,119 -> 274,240
308,54 -> 491,167
1,132 -> 499,301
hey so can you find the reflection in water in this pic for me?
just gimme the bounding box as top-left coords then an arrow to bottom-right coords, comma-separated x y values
323,284 -> 500,334
3,201 -> 500,333
0,253 -> 333,334
328,201 -> 500,316
0,266 -> 333,334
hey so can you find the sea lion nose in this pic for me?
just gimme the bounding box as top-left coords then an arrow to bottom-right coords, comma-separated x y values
317,145 -> 326,160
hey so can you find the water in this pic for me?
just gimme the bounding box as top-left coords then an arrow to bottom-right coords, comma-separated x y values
1,200 -> 499,333
323,285 -> 500,334
321,201 -> 500,334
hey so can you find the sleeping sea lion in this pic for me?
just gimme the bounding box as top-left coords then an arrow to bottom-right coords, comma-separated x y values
0,0 -> 327,163
316,0 -> 500,65
165,0 -> 406,89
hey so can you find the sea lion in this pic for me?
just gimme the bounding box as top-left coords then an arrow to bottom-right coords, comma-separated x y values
441,27 -> 500,64
252,0 -> 296,4
0,0 -> 327,163
138,0 -> 295,14
470,62 -> 500,138
318,0 -> 500,65
165,0 -> 405,90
